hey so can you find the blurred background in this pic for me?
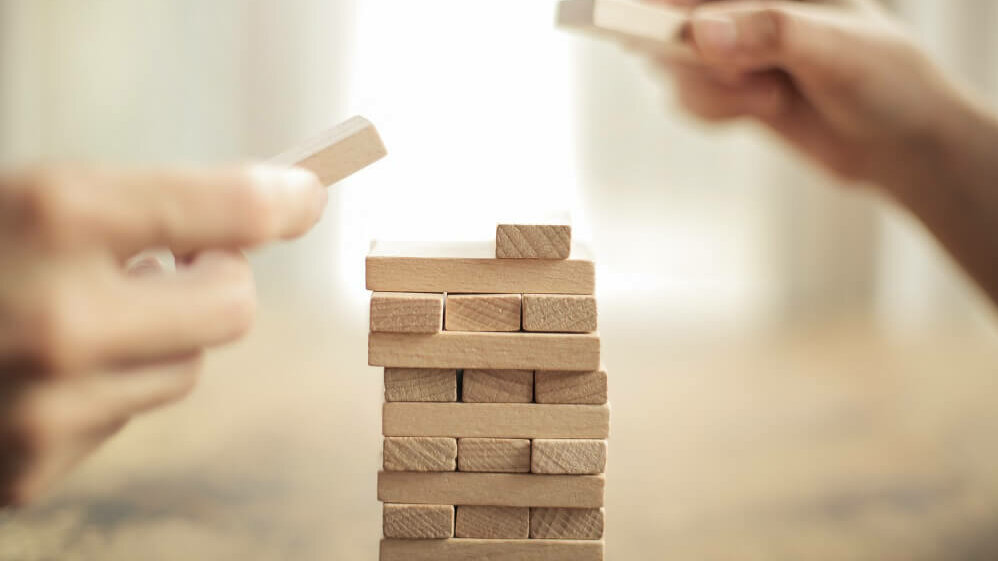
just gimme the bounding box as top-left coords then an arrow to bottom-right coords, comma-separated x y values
2,0 -> 998,559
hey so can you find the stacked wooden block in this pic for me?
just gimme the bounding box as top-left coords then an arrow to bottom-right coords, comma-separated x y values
368,224 -> 608,561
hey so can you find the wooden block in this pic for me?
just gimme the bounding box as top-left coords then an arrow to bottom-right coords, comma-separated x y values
496,224 -> 571,259
378,472 -> 605,508
556,0 -> 695,61
383,504 -> 454,539
370,292 -> 443,334
380,538 -> 604,561
458,438 -> 531,473
462,370 -> 533,403
383,437 -> 457,472
531,439 -> 607,475
271,115 -> 386,186
534,369 -> 607,405
383,403 -> 610,439
522,294 -> 597,333
445,294 -> 521,332
384,368 -> 458,402
454,506 -> 529,539
530,508 -> 604,540
369,332 -> 600,370
367,241 -> 594,295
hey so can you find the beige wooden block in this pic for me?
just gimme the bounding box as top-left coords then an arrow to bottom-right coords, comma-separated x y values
496,224 -> 571,259
383,437 -> 457,472
462,370 -> 533,403
366,241 -> 594,295
531,439 -> 607,475
370,292 -> 443,334
380,538 -> 603,561
369,332 -> 600,370
458,438 -> 531,473
445,294 -> 521,332
378,472 -> 604,508
455,506 -> 529,539
383,403 -> 610,439
271,115 -> 386,186
383,504 -> 454,539
530,508 -> 604,540
522,294 -> 597,333
557,0 -> 695,61
534,369 -> 607,405
384,368 -> 457,402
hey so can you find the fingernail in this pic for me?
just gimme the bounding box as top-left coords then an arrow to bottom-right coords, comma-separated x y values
692,15 -> 738,54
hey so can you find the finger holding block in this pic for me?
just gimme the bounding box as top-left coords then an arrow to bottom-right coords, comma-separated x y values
383,504 -> 454,539
370,292 -> 443,334
271,115 -> 386,187
531,439 -> 607,475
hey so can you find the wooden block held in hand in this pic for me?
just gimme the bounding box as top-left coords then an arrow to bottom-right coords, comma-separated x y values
534,369 -> 607,405
271,115 -> 386,186
522,294 -> 597,333
462,370 -> 533,403
383,504 -> 454,539
380,538 -> 604,561
530,508 -> 604,540
557,0 -> 694,61
383,403 -> 610,439
455,506 -> 529,539
531,439 -> 607,475
384,368 -> 458,402
383,437 -> 457,472
496,224 -> 571,259
378,471 -> 605,508
445,294 -> 521,332
370,292 -> 443,334
458,438 -> 531,473
369,331 -> 600,370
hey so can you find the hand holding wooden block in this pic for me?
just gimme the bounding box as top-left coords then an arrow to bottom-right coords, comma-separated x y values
370,292 -> 443,334
556,0 -> 694,61
271,115 -> 386,186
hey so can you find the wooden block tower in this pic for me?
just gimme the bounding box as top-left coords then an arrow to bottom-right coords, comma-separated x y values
368,223 -> 608,561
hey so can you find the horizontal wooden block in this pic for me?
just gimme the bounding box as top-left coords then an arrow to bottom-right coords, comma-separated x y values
458,438 -> 531,473
378,472 -> 605,508
383,504 -> 454,539
383,437 -> 457,472
384,368 -> 458,402
383,403 -> 610,438
271,115 -> 386,186
462,369 -> 533,403
531,439 -> 607,475
455,506 -> 529,539
445,294 -> 521,332
380,538 -> 603,561
530,508 -> 604,540
367,241 -> 594,294
557,0 -> 694,61
370,292 -> 443,334
534,369 -> 607,405
369,332 -> 600,370
496,224 -> 571,259
522,294 -> 597,333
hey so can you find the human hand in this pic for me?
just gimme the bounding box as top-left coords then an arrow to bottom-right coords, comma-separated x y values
0,165 -> 325,505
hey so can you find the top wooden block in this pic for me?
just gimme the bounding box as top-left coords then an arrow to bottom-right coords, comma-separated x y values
271,115 -> 387,186
557,0 -> 694,61
496,224 -> 572,260
367,241 -> 594,294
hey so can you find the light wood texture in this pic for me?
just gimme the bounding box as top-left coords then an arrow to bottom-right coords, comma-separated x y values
531,439 -> 607,475
369,332 -> 600,370
454,506 -> 529,539
383,437 -> 457,472
271,115 -> 386,186
366,241 -> 594,295
534,369 -> 607,404
383,504 -> 454,539
557,0 -> 694,61
457,438 -> 531,473
384,368 -> 458,402
462,369 -> 534,403
380,539 -> 604,561
522,294 -> 598,333
383,403 -> 610,438
370,292 -> 443,334
378,472 -> 605,508
496,224 -> 572,259
530,508 -> 604,540
445,294 -> 521,332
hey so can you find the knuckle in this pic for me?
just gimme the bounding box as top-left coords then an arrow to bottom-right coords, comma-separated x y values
745,6 -> 789,55
15,169 -> 84,248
